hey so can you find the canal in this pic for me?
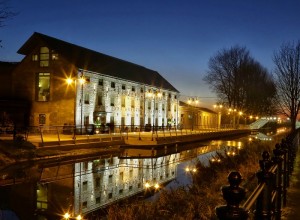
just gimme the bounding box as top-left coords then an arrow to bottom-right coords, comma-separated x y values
0,130 -> 283,220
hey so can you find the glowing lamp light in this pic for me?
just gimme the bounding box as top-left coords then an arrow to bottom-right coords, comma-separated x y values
66,78 -> 73,85
76,215 -> 82,220
154,183 -> 160,189
145,182 -> 150,188
63,213 -> 70,219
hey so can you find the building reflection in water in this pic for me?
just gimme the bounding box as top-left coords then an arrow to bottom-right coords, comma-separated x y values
1,138 -> 252,219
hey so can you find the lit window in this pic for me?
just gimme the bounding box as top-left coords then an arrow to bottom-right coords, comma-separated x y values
37,73 -> 50,101
39,47 -> 49,67
51,50 -> 58,60
32,54 -> 38,61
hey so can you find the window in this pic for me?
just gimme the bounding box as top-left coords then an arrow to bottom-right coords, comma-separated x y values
132,86 -> 135,92
122,84 -> 126,90
37,73 -> 50,101
82,201 -> 87,209
140,88 -> 144,93
51,50 -> 58,60
97,94 -> 103,106
96,197 -> 100,204
39,47 -> 49,67
111,82 -> 115,88
129,169 -> 133,178
84,116 -> 89,126
83,181 -> 88,191
109,175 -> 113,184
129,185 -> 133,191
121,96 -> 125,107
84,93 -> 89,104
32,54 -> 38,61
95,177 -> 100,188
131,99 -> 135,108
99,79 -> 103,86
119,189 -> 123,194
110,96 -> 115,107
39,114 -> 46,125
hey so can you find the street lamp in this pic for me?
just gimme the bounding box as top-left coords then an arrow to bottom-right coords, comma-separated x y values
187,98 -> 199,131
66,72 -> 86,135
213,104 -> 223,129
147,90 -> 162,133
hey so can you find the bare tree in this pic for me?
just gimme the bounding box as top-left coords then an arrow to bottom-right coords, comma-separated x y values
203,45 -> 276,116
0,0 -> 17,47
273,41 -> 300,131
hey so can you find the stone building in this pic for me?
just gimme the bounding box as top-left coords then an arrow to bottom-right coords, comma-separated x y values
12,32 -> 180,131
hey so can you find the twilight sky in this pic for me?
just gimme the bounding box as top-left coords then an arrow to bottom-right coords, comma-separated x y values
1,0 -> 300,107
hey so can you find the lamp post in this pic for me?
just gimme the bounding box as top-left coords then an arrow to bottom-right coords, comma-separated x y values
187,98 -> 199,131
213,104 -> 223,130
66,72 -> 85,135
147,90 -> 162,133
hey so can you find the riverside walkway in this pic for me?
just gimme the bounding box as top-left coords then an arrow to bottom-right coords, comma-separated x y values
20,128 -> 251,148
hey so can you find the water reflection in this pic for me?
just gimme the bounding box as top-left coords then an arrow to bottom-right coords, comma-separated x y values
0,136 -> 264,219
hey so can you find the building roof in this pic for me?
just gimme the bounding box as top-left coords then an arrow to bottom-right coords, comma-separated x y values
179,101 -> 217,114
18,32 -> 179,92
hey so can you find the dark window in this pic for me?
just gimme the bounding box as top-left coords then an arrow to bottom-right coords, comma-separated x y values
122,84 -> 126,90
111,82 -> 115,88
141,88 -> 144,93
95,177 -> 100,188
96,197 -> 100,204
132,86 -> 135,92
98,94 -> 103,106
99,79 -> 103,86
39,114 -> 46,125
83,181 -> 88,191
82,201 -> 87,209
84,93 -> 89,104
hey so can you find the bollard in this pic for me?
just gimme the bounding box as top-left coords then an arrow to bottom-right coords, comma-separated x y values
255,151 -> 274,220
215,171 -> 248,220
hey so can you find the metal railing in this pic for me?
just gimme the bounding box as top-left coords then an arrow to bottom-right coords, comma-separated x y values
215,129 -> 299,219
0,124 -> 238,147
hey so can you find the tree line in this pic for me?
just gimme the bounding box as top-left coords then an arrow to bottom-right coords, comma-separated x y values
203,42 -> 300,131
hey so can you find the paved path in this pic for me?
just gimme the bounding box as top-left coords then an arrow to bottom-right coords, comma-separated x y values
283,146 -> 300,219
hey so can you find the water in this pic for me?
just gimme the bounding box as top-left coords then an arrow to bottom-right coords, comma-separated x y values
0,131 -> 278,220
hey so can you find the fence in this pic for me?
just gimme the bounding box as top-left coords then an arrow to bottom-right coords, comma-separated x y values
215,129 -> 299,220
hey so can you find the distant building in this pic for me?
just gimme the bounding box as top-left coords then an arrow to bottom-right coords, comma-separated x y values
178,101 -> 218,129
11,32 -> 180,131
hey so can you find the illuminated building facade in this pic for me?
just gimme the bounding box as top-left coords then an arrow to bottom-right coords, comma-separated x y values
12,32 -> 179,130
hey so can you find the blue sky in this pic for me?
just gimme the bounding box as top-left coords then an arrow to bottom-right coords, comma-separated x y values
1,0 -> 300,107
